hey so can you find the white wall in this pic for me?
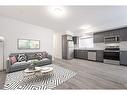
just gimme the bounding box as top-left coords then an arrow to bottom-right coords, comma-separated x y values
53,32 -> 64,59
0,16 -> 54,69
0,41 -> 4,71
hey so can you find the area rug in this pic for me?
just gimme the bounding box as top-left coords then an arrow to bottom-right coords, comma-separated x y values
4,64 -> 76,90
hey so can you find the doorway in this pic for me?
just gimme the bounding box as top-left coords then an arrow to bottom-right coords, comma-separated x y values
0,37 -> 4,71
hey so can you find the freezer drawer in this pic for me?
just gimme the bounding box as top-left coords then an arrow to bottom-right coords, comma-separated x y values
67,48 -> 74,59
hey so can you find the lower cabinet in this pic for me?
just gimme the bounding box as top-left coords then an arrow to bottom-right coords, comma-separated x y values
120,51 -> 127,65
84,50 -> 88,60
74,50 -> 127,64
74,50 -> 88,59
96,50 -> 104,62
74,50 -> 103,62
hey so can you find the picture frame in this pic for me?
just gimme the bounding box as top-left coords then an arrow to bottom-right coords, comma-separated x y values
18,39 -> 40,49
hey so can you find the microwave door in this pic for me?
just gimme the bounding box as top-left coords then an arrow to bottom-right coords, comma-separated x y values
104,36 -> 119,43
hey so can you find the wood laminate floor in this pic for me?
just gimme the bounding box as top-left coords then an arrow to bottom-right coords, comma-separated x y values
0,71 -> 6,89
1,58 -> 127,89
54,59 -> 127,89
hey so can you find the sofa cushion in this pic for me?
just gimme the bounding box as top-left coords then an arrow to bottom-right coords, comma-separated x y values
42,52 -> 48,58
35,53 -> 43,60
34,59 -> 50,66
9,56 -> 17,65
40,58 -> 50,64
11,61 -> 30,70
26,53 -> 36,60
17,54 -> 27,62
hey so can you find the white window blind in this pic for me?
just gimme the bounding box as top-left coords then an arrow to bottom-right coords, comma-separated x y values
79,37 -> 94,48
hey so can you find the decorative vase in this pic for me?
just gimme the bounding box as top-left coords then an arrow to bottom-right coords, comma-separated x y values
28,63 -> 35,70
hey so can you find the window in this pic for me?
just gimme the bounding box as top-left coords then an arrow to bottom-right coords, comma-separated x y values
79,37 -> 94,48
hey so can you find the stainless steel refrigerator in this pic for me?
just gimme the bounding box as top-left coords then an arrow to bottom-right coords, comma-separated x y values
62,35 -> 74,60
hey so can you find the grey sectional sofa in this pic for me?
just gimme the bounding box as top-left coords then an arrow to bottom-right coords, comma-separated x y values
6,52 -> 52,73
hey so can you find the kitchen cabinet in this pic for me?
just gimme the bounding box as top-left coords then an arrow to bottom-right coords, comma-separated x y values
74,50 -> 78,58
94,31 -> 120,43
94,27 -> 127,43
120,51 -> 127,65
73,36 -> 79,45
105,30 -> 120,37
93,27 -> 127,43
84,50 -> 88,60
74,50 -> 83,59
94,32 -> 104,43
96,50 -> 104,62
74,49 -> 104,62
74,50 -> 88,59
120,28 -> 127,41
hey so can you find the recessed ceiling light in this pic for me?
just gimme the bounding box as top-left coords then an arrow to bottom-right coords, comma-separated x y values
48,6 -> 66,18
80,25 -> 92,30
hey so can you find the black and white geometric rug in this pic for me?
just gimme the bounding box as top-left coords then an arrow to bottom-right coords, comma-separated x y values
4,64 -> 76,90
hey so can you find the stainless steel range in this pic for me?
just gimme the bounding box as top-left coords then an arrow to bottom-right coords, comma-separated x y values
104,46 -> 120,65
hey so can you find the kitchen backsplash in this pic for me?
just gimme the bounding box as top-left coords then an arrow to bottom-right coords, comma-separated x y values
93,42 -> 127,51
94,43 -> 105,50
75,42 -> 127,51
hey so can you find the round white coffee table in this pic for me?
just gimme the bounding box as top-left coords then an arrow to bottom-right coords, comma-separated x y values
24,67 -> 41,73
24,67 -> 53,77
41,67 -> 53,74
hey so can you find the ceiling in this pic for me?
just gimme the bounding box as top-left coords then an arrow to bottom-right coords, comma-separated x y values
0,6 -> 127,34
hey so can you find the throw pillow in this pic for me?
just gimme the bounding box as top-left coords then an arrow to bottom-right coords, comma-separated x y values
42,52 -> 48,58
17,54 -> 27,62
35,53 -> 43,60
9,56 -> 17,65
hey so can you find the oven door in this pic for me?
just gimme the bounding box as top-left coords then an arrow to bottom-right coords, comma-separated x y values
104,51 -> 120,61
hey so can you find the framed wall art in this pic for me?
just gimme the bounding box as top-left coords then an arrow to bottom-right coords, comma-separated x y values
18,39 -> 40,49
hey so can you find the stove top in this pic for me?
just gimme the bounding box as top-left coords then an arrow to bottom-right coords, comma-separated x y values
104,46 -> 120,51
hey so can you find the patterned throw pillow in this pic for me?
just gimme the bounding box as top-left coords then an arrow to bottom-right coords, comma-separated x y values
9,56 -> 17,65
35,53 -> 43,60
17,54 -> 27,62
42,52 -> 48,58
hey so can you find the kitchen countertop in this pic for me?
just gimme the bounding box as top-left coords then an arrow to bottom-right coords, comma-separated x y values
74,48 -> 104,51
74,48 -> 127,52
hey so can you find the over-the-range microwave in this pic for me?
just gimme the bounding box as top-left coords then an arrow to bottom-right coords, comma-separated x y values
104,35 -> 120,43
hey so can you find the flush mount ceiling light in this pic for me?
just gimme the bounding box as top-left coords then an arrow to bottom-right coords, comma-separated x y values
79,25 -> 92,30
0,36 -> 4,41
81,28 -> 94,34
48,6 -> 66,18
79,24 -> 94,33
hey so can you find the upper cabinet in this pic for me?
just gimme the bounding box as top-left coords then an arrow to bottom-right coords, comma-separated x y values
73,36 -> 79,44
93,32 -> 105,43
93,27 -> 127,43
119,28 -> 127,41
